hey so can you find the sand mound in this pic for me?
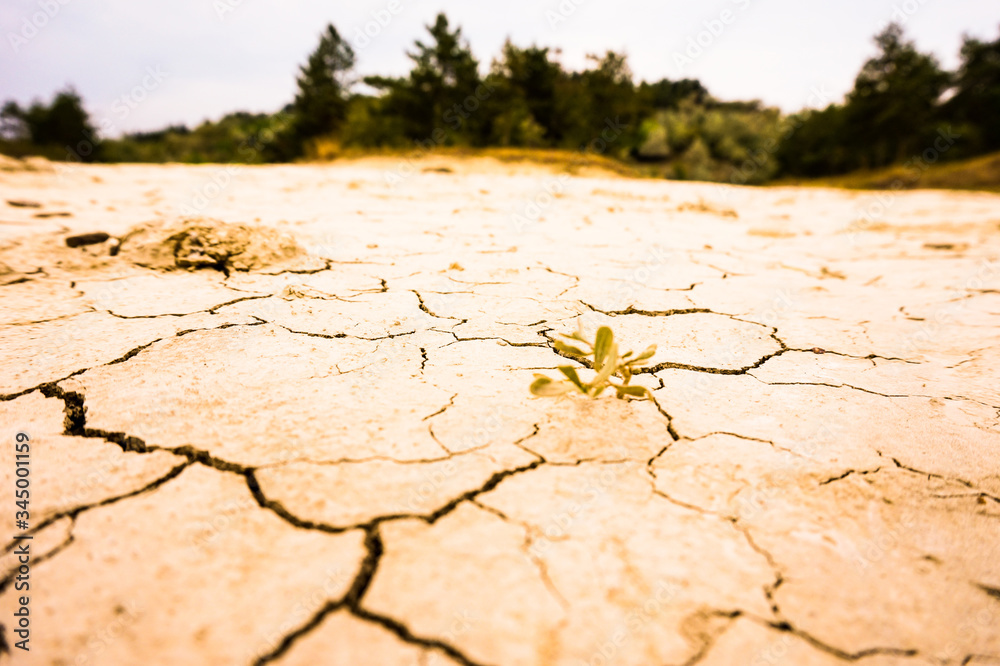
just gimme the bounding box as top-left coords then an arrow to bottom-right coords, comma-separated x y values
0,217 -> 314,277
0,155 -> 57,172
117,218 -> 306,273
0,154 -> 26,172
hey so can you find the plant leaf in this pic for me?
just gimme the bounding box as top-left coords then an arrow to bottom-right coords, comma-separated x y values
531,327 -> 656,401
627,345 -> 657,365
615,385 -> 650,399
593,326 -> 613,369
530,376 -> 571,397
592,341 -> 618,385
554,339 -> 589,357
557,365 -> 588,392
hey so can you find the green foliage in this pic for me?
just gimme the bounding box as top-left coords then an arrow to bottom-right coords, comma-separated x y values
5,16 -> 999,188
776,105 -> 851,177
277,24 -> 358,157
486,97 -> 548,147
843,24 -> 950,169
100,111 -> 290,163
483,42 -> 561,145
568,51 -> 641,151
339,95 -> 408,148
530,326 -> 655,400
494,43 -> 559,131
364,13 -> 483,144
636,99 -> 783,183
1,88 -> 98,161
638,78 -> 709,110
946,31 -> 1000,155
293,25 -> 356,142
778,23 -> 955,177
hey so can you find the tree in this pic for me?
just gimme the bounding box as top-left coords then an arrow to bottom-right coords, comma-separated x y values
776,104 -> 852,176
842,23 -> 950,168
292,24 -> 355,144
570,51 -> 638,152
638,78 -> 709,111
0,101 -> 27,141
489,42 -> 561,142
947,28 -> 1000,154
365,13 -> 482,143
0,88 -> 98,160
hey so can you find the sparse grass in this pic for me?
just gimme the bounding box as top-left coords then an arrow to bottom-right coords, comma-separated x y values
776,150 -> 1000,193
531,326 -> 655,400
478,147 -> 646,177
316,144 -> 1000,194
305,142 -> 648,178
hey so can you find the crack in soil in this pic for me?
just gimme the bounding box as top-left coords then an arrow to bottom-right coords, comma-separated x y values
1,464 -> 189,557
411,289 -> 467,323
22,380 -> 548,664
745,374 -> 999,410
645,467 -> 924,663
4,246 -> 994,662
0,321 -> 266,403
103,294 -> 271,319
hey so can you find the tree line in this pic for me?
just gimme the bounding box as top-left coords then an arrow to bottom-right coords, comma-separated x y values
2,14 -> 998,184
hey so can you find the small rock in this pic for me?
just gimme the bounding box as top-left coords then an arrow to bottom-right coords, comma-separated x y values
66,232 -> 111,248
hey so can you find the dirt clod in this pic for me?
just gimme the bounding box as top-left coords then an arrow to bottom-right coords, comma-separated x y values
66,232 -> 111,248
117,218 -> 305,273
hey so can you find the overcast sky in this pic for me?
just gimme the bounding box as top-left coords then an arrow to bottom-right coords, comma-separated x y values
2,0 -> 997,136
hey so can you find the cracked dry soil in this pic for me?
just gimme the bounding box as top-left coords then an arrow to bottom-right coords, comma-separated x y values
0,158 -> 998,666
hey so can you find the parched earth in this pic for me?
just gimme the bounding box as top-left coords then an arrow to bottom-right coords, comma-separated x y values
0,157 -> 998,666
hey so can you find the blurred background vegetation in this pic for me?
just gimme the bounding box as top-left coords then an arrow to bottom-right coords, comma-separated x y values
2,15 -> 998,189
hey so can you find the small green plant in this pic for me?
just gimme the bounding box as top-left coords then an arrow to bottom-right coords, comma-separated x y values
530,326 -> 656,400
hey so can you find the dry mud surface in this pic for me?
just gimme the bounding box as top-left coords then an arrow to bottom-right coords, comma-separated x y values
0,159 -> 998,665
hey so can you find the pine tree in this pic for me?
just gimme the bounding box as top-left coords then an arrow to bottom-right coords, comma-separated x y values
293,24 -> 356,142
947,28 -> 1000,154
365,13 -> 482,142
0,88 -> 98,161
489,42 -> 561,142
843,23 -> 949,167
